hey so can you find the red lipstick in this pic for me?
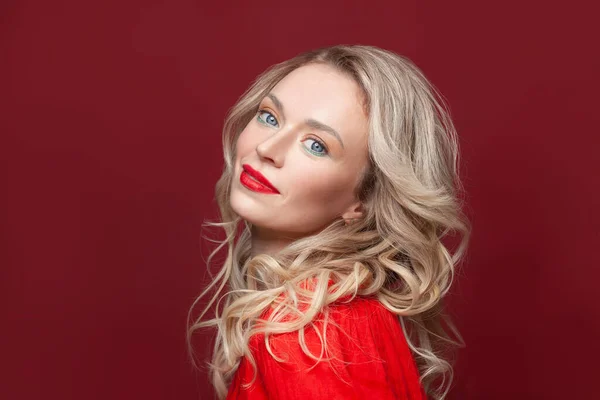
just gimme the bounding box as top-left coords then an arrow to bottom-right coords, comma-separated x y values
240,164 -> 280,194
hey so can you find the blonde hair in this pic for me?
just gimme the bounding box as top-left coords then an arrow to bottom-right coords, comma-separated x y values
187,44 -> 471,400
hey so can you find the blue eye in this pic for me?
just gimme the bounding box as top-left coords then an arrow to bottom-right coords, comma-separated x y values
257,110 -> 279,127
303,138 -> 329,157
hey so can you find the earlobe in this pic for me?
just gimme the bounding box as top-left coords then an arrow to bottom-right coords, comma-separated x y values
342,201 -> 364,223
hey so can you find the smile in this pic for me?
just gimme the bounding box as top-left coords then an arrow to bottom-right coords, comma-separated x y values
240,165 -> 280,194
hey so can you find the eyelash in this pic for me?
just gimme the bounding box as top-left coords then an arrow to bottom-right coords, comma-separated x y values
256,109 -> 329,157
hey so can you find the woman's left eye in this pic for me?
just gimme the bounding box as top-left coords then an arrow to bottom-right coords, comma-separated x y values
257,110 -> 279,127
303,138 -> 329,157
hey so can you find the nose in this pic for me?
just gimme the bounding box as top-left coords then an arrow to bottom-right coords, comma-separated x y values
255,127 -> 295,167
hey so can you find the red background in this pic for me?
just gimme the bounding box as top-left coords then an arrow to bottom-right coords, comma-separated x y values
2,1 -> 598,399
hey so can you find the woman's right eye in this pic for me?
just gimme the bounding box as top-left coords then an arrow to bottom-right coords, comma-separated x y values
257,110 -> 279,127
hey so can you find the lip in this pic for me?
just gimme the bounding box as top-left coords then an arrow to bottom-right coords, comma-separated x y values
241,164 -> 280,194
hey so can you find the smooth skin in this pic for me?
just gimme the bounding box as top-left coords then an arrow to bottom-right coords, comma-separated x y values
230,63 -> 370,257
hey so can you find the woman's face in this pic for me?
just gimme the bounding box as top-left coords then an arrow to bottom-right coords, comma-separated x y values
230,63 -> 370,240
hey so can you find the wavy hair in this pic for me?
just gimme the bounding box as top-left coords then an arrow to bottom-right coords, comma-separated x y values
186,44 -> 471,400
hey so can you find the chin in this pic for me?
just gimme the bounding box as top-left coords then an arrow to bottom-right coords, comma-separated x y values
230,192 -> 262,224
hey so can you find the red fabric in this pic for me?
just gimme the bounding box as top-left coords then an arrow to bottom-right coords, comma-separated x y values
226,296 -> 427,399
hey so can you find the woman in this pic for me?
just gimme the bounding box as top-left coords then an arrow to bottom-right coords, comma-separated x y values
187,45 -> 471,400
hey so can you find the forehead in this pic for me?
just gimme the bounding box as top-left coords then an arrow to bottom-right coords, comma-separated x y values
268,63 -> 368,146
272,64 -> 367,120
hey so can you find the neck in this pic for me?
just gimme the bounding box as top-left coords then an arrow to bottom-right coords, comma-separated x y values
249,225 -> 298,258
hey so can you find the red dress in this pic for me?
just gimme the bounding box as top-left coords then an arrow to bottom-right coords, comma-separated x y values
226,296 -> 427,399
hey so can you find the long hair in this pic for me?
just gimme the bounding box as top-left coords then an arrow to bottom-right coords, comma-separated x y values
187,44 -> 471,400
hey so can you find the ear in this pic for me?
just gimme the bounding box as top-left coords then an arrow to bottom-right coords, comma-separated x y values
341,200 -> 364,222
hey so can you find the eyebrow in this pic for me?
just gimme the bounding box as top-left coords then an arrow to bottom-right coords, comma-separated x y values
266,93 -> 345,149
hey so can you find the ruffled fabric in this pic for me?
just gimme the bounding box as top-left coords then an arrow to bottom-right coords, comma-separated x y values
226,295 -> 426,400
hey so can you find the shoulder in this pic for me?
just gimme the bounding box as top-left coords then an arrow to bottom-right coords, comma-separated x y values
256,296 -> 402,348
328,295 -> 399,326
255,295 -> 416,370
294,279 -> 404,339
323,296 -> 412,362
254,296 -> 408,359
249,296 -> 425,399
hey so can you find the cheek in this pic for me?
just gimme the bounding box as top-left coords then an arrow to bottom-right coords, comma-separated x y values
235,127 -> 256,160
289,164 -> 356,207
